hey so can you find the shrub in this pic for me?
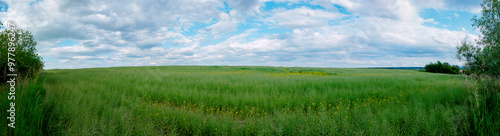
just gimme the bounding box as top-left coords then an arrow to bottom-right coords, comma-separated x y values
0,22 -> 44,82
456,0 -> 500,135
424,61 -> 460,74
457,0 -> 500,78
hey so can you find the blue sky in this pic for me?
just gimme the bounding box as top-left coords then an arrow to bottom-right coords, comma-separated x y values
0,0 -> 483,69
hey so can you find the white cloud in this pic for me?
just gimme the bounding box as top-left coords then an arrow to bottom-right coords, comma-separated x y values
263,6 -> 343,28
191,15 -> 478,67
424,18 -> 439,25
201,10 -> 241,36
311,0 -> 422,22
1,0 -> 225,44
225,0 -> 260,13
0,0 -> 482,69
411,0 -> 482,13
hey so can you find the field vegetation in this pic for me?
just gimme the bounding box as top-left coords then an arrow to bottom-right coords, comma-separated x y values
1,0 -> 498,134
2,66 -> 474,135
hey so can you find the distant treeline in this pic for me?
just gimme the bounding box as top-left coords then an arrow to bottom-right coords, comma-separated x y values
424,61 -> 460,74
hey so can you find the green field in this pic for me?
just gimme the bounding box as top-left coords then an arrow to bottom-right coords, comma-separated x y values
2,66 -> 472,135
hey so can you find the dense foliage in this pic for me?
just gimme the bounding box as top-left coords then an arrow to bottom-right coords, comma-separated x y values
456,0 -> 500,135
0,76 -> 59,135
0,21 -> 44,82
457,0 -> 500,77
424,61 -> 460,74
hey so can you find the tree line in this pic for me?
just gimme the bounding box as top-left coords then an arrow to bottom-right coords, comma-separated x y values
424,61 -> 460,74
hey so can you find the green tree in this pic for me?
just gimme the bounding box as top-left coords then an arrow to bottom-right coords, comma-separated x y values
458,0 -> 500,77
424,61 -> 460,74
456,0 -> 500,135
451,65 -> 460,74
0,21 -> 44,82
457,40 -> 483,74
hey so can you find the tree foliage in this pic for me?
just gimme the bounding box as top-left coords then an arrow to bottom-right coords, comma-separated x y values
456,1 -> 500,135
424,61 -> 460,74
0,21 -> 44,82
457,0 -> 500,77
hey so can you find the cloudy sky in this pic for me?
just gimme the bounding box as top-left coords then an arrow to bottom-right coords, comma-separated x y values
0,0 -> 482,69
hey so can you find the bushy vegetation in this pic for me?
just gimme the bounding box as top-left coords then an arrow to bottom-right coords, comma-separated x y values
457,0 -> 500,77
456,0 -> 500,135
0,21 -> 44,82
0,76 -> 62,135
463,74 -> 500,135
24,66 -> 470,135
424,61 -> 460,74
0,22 -> 51,135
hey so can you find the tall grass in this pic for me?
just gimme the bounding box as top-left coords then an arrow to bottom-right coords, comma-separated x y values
0,73 -> 62,135
463,74 -> 500,135
27,66 -> 472,135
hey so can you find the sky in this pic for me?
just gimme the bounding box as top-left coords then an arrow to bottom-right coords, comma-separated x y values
0,0 -> 483,69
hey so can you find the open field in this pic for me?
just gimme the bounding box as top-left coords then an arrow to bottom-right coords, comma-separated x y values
2,66 -> 472,135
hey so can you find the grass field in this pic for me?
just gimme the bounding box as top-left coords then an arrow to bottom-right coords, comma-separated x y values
2,66 -> 473,135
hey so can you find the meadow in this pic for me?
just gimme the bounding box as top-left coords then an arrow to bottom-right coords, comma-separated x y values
1,66 -> 472,135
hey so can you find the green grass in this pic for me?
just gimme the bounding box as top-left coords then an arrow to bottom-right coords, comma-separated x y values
463,75 -> 500,135
0,76 -> 62,135
2,66 -> 475,135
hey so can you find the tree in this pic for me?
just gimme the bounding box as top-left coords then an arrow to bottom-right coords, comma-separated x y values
458,0 -> 500,77
0,21 -> 44,82
424,61 -> 460,74
451,65 -> 460,74
456,1 -> 500,135
457,40 -> 483,74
